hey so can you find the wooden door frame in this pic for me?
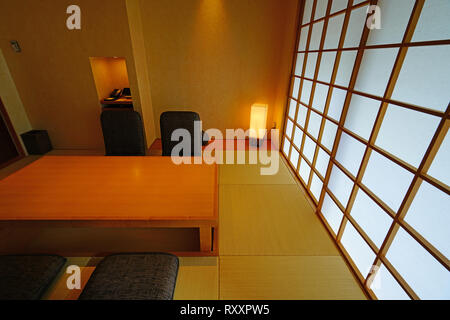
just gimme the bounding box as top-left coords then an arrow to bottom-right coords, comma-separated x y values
0,97 -> 25,170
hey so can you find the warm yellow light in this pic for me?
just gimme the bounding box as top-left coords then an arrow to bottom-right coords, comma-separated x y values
250,104 -> 268,139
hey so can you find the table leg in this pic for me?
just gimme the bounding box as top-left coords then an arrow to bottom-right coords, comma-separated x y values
199,226 -> 212,252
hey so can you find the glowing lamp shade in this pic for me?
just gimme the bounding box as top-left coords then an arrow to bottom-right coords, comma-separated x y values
250,104 -> 268,139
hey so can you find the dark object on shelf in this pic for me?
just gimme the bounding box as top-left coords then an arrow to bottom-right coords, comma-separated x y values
20,130 -> 53,155
160,111 -> 209,157
101,88 -> 133,106
79,253 -> 179,300
0,255 -> 66,300
101,109 -> 146,156
103,88 -> 123,102
122,87 -> 131,99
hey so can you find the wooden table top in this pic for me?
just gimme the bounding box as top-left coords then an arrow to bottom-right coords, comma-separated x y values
0,156 -> 217,221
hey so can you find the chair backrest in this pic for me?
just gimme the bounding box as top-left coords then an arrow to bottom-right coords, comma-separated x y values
101,109 -> 146,156
160,111 -> 202,156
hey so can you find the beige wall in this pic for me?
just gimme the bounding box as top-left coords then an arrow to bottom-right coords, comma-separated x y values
0,0 -> 298,148
126,0 -> 157,147
0,0 -> 139,149
0,49 -> 32,136
0,49 -> 32,152
139,0 -> 298,137
273,2 -> 300,144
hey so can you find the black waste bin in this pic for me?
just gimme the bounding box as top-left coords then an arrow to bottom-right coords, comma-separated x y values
20,130 -> 53,155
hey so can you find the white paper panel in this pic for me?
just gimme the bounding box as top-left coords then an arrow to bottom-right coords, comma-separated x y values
310,173 -> 323,201
370,264 -> 410,300
350,189 -> 392,248
427,130 -> 450,187
293,126 -> 303,149
302,0 -> 314,25
309,21 -> 324,51
335,132 -> 366,176
298,26 -> 310,51
290,148 -> 300,168
300,79 -> 313,104
331,0 -> 348,14
288,98 -> 297,119
412,0 -> 450,42
328,164 -> 354,207
321,193 -> 344,234
292,77 -> 301,99
392,45 -> 450,112
303,134 -> 316,163
321,120 -> 338,151
299,157 -> 311,184
367,0 -> 415,45
386,227 -> 450,299
343,5 -> 368,48
297,104 -> 308,128
283,138 -> 290,156
317,51 -> 336,83
335,50 -> 357,87
405,181 -> 450,258
327,87 -> 347,121
341,222 -> 376,277
294,53 -> 305,76
304,52 -> 318,79
315,147 -> 330,178
362,150 -> 414,212
307,110 -> 322,139
344,94 -> 379,140
285,119 -> 294,139
376,104 -> 440,168
324,13 -> 345,49
354,48 -> 399,98
312,83 -> 329,112
315,0 -> 328,20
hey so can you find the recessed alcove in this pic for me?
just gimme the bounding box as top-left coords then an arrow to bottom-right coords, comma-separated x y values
89,57 -> 132,107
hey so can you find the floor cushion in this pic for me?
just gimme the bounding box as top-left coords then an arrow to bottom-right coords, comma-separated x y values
79,253 -> 179,300
0,255 -> 66,300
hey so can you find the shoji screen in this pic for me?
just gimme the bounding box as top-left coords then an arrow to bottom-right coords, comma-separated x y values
282,0 -> 449,299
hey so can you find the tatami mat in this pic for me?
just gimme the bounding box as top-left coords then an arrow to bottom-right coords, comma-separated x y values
174,257 -> 219,300
218,151 -> 297,185
219,256 -> 366,300
219,184 -> 339,256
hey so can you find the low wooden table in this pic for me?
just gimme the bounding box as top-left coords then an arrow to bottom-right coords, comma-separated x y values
0,156 -> 218,255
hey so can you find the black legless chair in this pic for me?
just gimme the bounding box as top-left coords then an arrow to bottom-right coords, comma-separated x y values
101,109 -> 146,156
160,111 -> 209,157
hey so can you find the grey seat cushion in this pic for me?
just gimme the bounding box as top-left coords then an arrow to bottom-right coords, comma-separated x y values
0,255 -> 66,300
79,253 -> 179,300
